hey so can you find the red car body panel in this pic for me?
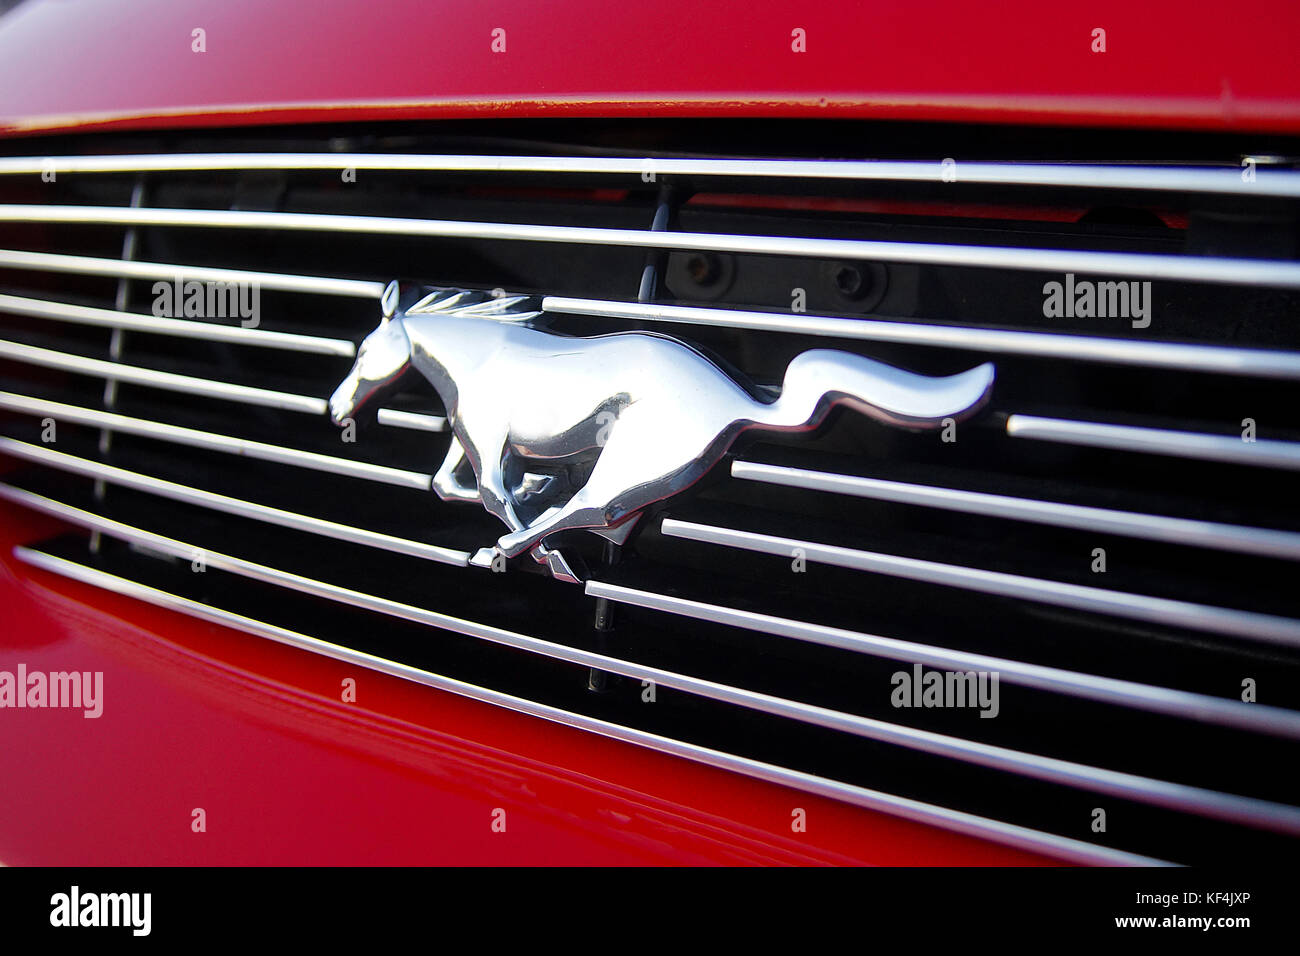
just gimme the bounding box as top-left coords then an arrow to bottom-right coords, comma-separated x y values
0,507 -> 1053,865
0,0 -> 1295,866
0,0 -> 1298,136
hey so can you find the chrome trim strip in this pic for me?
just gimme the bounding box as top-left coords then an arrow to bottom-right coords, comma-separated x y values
0,392 -> 431,490
0,248 -> 385,299
1007,414 -> 1300,471
0,338 -> 327,415
0,292 -> 356,357
8,486 -> 1290,834
376,408 -> 448,432
661,518 -> 1300,649
585,580 -> 1300,740
0,438 -> 467,565
12,545 -> 1166,867
543,297 -> 1300,380
2,206 -> 1297,288
0,153 -> 1294,198
732,460 -> 1300,562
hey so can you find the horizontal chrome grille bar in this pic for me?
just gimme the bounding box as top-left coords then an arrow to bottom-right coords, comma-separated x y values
0,337 -> 327,415
1007,414 -> 1300,470
2,205 -> 1297,288
0,248 -> 386,299
12,545 -> 1164,867
587,580 -> 1300,739
12,493 -> 1289,839
376,408 -> 448,432
543,297 -> 1300,380
661,518 -> 1300,649
0,153 -> 1294,198
732,460 -> 1300,561
0,292 -> 356,357
0,438 -> 467,565
0,391 -> 431,490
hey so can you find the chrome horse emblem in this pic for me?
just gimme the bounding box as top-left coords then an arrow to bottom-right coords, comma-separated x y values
330,284 -> 995,581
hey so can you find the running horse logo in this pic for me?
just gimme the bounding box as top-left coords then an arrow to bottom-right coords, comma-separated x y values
330,283 -> 995,581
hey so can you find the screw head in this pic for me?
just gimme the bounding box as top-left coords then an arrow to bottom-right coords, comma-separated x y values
834,265 -> 866,298
686,253 -> 721,285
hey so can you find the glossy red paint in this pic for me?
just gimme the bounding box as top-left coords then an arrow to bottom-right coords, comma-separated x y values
0,506 -> 1055,865
0,0 -> 1297,136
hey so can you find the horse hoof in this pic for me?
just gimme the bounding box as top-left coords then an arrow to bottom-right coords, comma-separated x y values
495,530 -> 532,558
544,549 -> 582,584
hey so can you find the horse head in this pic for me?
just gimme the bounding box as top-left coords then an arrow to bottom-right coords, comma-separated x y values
329,309 -> 413,425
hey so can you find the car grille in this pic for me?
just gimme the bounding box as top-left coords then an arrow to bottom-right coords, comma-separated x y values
1,122 -> 1298,865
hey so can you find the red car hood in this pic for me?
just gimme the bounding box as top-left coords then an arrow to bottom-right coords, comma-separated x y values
0,0 -> 1298,136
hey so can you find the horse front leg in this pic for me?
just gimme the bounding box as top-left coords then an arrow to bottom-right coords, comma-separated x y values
458,428 -> 526,534
457,432 -> 533,570
431,435 -> 481,503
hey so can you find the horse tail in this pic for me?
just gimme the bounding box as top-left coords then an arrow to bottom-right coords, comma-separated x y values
754,350 -> 995,432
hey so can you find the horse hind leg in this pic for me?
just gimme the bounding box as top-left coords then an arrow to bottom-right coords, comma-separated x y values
495,486 -> 610,558
527,540 -> 583,583
495,414 -> 715,559
520,513 -> 641,584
